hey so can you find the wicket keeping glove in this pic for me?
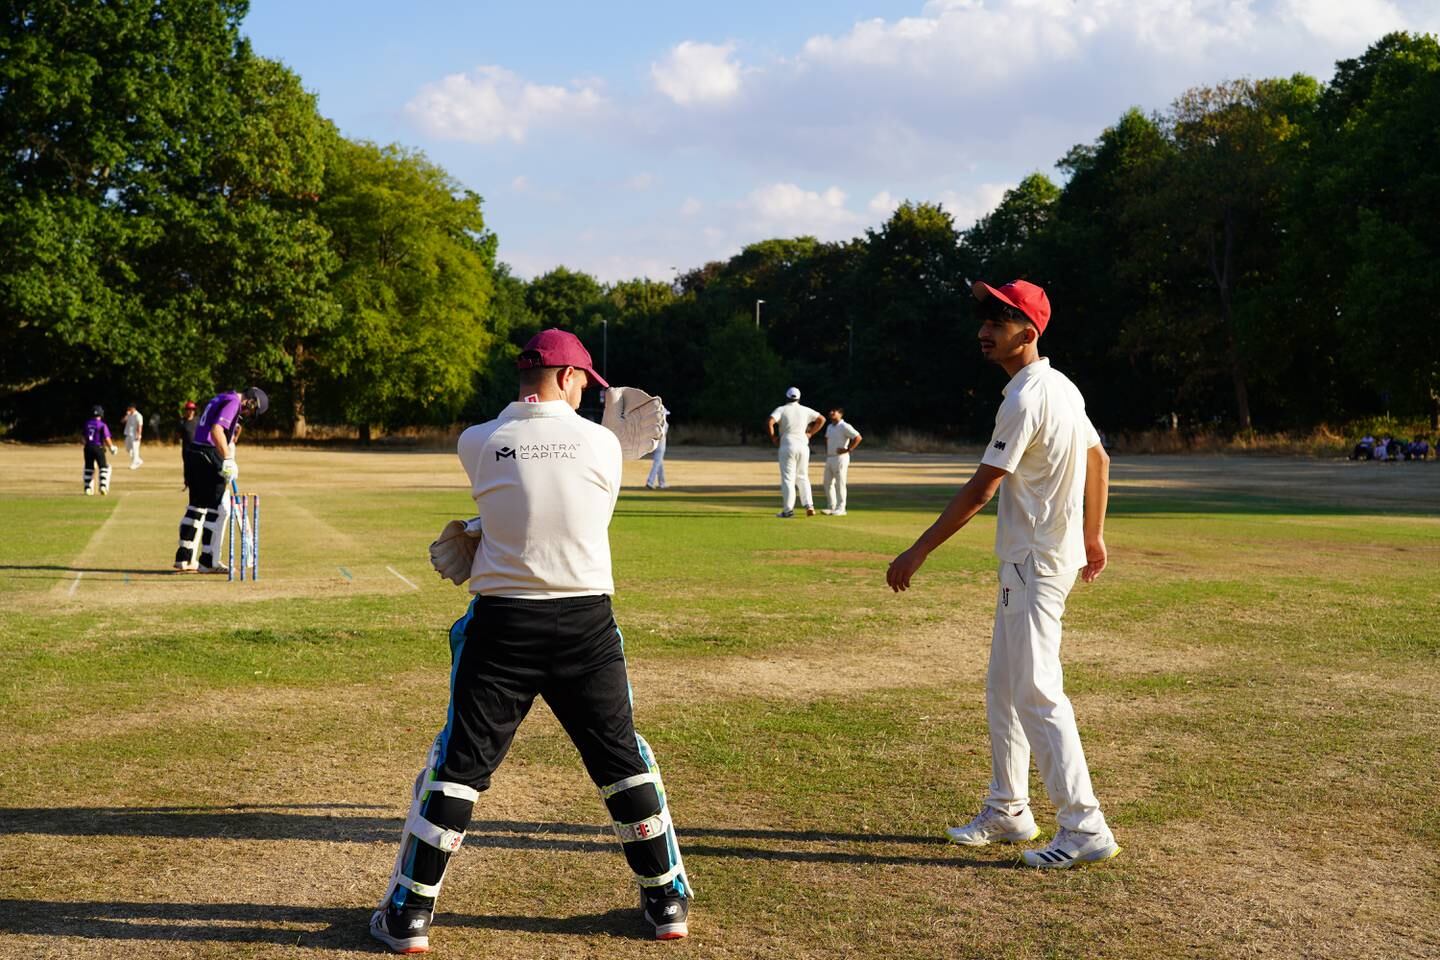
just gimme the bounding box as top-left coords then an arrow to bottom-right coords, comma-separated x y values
429,517 -> 482,586
601,386 -> 667,460
220,458 -> 239,481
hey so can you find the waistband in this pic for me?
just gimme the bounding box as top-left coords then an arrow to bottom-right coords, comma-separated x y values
475,593 -> 610,611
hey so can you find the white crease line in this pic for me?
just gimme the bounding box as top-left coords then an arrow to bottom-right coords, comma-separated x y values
387,566 -> 420,591
67,571 -> 84,597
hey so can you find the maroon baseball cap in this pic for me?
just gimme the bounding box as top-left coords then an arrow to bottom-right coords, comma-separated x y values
516,328 -> 609,388
972,279 -> 1051,335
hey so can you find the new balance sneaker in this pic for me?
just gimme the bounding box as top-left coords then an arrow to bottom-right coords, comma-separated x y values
641,888 -> 689,941
370,906 -> 432,954
945,805 -> 1039,847
776,510 -> 794,518
1022,827 -> 1120,869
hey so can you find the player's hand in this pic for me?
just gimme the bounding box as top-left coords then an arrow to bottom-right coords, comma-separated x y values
220,458 -> 239,482
886,545 -> 928,592
770,435 -> 779,446
1081,535 -> 1107,583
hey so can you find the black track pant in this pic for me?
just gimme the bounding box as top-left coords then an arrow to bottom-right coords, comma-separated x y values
396,594 -> 672,909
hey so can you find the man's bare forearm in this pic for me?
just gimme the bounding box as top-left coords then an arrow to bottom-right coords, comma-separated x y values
912,475 -> 995,556
1084,444 -> 1109,541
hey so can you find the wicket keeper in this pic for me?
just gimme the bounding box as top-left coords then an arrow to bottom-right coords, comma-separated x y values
370,329 -> 690,953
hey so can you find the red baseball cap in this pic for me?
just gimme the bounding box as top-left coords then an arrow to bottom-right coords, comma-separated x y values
516,329 -> 609,388
972,279 -> 1051,335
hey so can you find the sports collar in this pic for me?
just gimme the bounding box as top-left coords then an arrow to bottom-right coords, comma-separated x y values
1000,357 -> 1050,397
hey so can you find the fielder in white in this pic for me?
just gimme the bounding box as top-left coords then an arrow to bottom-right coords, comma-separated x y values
766,387 -> 823,518
122,403 -> 144,469
821,407 -> 862,516
645,405 -> 670,489
886,278 -> 1119,869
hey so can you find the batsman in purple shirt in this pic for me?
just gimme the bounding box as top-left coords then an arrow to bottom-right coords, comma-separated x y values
81,405 -> 118,496
174,386 -> 268,573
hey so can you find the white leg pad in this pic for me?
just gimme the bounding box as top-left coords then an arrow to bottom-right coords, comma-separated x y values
376,754 -> 479,913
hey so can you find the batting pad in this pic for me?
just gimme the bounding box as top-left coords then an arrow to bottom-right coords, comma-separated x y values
599,733 -> 691,897
379,746 -> 480,913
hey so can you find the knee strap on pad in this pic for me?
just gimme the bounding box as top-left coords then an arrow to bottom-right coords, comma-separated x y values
379,762 -> 479,910
599,734 -> 691,897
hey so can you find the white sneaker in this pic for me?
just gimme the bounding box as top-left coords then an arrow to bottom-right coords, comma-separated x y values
1022,827 -> 1120,868
821,508 -> 835,515
84,488 -> 94,496
945,806 -> 1038,846
832,509 -> 847,516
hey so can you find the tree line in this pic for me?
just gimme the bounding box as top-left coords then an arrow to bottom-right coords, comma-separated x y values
3,4 -> 1435,440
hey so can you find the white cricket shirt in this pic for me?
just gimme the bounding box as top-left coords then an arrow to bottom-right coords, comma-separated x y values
457,400 -> 623,598
770,402 -> 821,446
980,358 -> 1100,576
123,411 -> 143,438
825,420 -> 860,456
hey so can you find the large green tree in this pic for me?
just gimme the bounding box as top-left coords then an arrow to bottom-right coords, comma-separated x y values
306,140 -> 496,436
0,0 -> 339,433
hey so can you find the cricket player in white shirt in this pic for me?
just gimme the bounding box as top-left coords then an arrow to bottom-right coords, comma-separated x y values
821,407 -> 862,516
645,405 -> 670,489
371,330 -> 689,953
122,403 -> 144,469
766,387 -> 824,518
886,279 -> 1119,869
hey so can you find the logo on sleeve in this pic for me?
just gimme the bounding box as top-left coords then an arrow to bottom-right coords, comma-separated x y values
992,440 -> 1007,451
495,446 -> 516,460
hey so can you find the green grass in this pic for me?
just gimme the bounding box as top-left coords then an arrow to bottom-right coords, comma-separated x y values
0,448 -> 1437,959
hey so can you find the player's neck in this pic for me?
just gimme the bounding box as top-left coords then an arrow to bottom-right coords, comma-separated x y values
998,346 -> 1042,379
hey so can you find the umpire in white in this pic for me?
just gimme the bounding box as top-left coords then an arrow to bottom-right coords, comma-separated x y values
887,279 -> 1118,869
371,329 -> 691,953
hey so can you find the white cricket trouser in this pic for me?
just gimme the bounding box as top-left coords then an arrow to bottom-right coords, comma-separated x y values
823,454 -> 850,512
646,435 -> 666,488
777,438 -> 813,512
984,553 -> 1107,834
126,436 -> 142,466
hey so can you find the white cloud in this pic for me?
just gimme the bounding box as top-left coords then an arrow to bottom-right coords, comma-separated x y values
404,66 -> 604,143
938,183 -> 1012,230
651,41 -> 743,105
741,182 -> 864,238
623,172 -> 656,191
867,190 -> 899,217
679,197 -> 703,216
510,175 -> 529,192
1277,0 -> 1410,45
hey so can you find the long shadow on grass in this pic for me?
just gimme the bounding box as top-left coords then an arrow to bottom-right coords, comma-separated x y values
1,806 -> 1008,871
0,564 -> 172,576
0,899 -> 636,947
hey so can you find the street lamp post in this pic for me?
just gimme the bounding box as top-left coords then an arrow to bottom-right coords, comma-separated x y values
601,317 -> 608,379
755,299 -> 765,329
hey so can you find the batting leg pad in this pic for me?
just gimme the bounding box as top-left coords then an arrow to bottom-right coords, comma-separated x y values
175,506 -> 206,567
379,743 -> 480,916
600,733 -> 691,898
98,465 -> 112,493
83,467 -> 94,492
199,497 -> 231,568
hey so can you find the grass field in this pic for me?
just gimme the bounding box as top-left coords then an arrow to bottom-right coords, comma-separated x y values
1,442 -> 1437,960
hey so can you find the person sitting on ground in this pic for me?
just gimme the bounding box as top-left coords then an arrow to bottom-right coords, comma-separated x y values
1406,436 -> 1431,461
1351,435 -> 1375,461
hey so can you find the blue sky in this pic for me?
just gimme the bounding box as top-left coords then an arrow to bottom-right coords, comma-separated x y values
243,0 -> 1440,283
